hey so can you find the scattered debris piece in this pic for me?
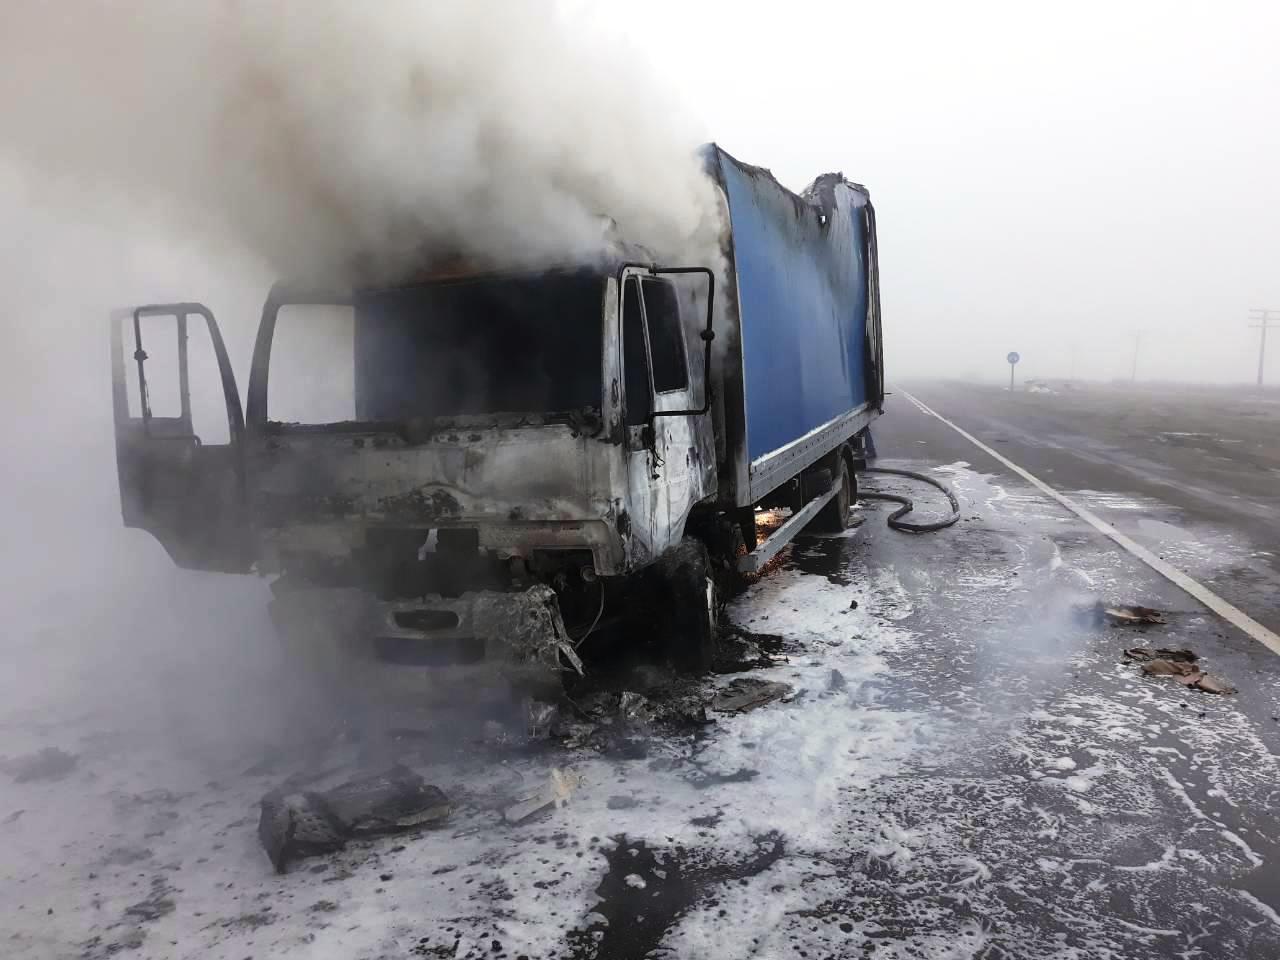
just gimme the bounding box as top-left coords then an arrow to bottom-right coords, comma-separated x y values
711,678 -> 793,714
1124,647 -> 1198,663
1123,648 -> 1236,695
503,767 -> 583,825
827,669 -> 848,692
3,747 -> 78,783
1194,675 -> 1238,696
258,765 -> 450,873
607,795 -> 640,810
320,765 -> 450,834
1141,659 -> 1199,680
712,635 -> 767,674
3,809 -> 24,825
259,795 -> 350,872
1105,605 -> 1166,625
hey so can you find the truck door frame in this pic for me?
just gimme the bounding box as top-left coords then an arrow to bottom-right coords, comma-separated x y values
110,302 -> 252,572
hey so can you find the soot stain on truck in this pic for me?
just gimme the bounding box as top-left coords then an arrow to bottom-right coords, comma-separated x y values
377,487 -> 463,522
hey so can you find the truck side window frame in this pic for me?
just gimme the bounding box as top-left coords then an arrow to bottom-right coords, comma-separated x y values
640,277 -> 689,394
621,277 -> 653,426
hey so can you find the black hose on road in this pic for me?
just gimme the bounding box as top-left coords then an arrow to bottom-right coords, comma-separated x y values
860,467 -> 961,533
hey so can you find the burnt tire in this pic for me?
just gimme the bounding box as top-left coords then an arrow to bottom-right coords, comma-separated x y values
812,454 -> 856,533
656,538 -> 720,672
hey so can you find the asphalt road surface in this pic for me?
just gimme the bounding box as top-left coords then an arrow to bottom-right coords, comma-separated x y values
4,379 -> 1280,959
890,379 -> 1280,639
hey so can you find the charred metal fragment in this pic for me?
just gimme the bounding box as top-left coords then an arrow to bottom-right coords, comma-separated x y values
471,584 -> 584,677
258,765 -> 450,873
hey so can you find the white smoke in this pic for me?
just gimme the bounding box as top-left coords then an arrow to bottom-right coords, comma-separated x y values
0,0 -> 722,283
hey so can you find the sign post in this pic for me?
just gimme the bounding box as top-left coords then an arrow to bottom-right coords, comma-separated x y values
1006,351 -> 1020,391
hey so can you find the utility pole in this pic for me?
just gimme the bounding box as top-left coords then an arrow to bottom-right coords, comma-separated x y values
1249,308 -> 1280,387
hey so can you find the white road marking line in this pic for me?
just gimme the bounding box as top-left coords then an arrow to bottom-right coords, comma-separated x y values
899,389 -> 1280,656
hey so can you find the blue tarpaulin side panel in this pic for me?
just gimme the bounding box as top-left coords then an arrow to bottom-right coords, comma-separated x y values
716,154 -> 871,463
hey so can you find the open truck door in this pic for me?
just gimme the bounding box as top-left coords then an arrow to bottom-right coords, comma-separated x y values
110,303 -> 252,572
617,264 -> 716,563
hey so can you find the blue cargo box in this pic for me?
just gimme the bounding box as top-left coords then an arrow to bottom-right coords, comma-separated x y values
703,146 -> 883,507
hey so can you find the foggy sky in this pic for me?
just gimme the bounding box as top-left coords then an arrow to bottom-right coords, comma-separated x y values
619,0 -> 1280,384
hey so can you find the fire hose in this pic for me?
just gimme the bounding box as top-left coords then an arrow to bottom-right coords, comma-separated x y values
859,467 -> 961,533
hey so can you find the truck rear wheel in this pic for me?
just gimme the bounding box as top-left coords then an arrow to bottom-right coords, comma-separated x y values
813,454 -> 856,532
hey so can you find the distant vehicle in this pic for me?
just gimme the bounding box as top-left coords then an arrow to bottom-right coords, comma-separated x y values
107,145 -> 884,688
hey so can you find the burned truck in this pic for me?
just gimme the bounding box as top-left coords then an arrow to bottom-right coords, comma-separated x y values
109,145 -> 883,689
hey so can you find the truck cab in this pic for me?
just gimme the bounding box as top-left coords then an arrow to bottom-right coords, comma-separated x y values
111,262 -> 719,684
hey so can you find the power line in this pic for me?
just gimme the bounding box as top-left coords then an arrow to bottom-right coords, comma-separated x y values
1248,308 -> 1280,387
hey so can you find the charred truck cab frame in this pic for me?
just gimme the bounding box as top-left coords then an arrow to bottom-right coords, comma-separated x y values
109,145 -> 884,687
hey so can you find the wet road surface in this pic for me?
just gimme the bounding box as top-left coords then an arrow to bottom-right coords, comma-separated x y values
893,379 -> 1280,638
4,381 -> 1280,958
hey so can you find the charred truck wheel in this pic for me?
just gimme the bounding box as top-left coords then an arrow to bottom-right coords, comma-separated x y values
652,537 -> 721,671
688,511 -> 749,599
812,449 -> 856,533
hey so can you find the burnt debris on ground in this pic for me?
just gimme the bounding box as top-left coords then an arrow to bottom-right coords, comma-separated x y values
241,605 -> 804,876
1066,600 -> 1238,694
1073,600 -> 1170,628
1124,646 -> 1238,695
258,764 -> 451,873
1105,604 -> 1167,625
711,677 -> 794,714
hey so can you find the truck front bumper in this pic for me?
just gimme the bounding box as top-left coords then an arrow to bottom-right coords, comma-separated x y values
268,583 -> 583,704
